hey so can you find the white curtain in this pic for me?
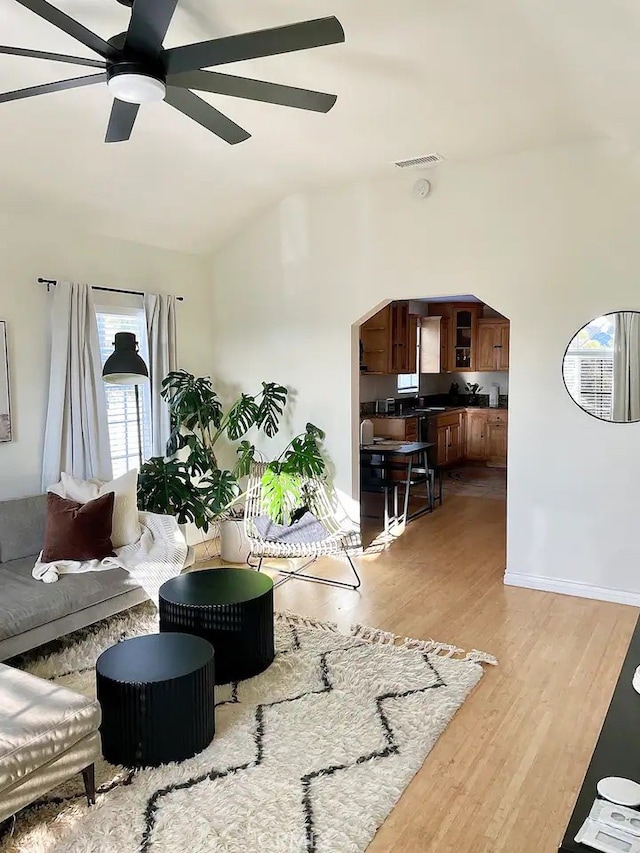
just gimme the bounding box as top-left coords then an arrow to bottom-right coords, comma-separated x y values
144,293 -> 177,457
41,282 -> 113,490
613,312 -> 640,421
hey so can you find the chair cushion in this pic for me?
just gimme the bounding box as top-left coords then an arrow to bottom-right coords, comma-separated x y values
0,495 -> 47,563
0,556 -> 141,642
252,512 -> 329,544
0,663 -> 100,793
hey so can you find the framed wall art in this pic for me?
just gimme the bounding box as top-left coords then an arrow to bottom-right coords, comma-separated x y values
0,321 -> 12,442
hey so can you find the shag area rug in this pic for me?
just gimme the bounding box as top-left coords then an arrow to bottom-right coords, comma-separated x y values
2,606 -> 496,853
444,466 -> 507,500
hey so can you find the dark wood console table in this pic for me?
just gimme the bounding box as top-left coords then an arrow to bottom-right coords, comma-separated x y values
559,614 -> 640,851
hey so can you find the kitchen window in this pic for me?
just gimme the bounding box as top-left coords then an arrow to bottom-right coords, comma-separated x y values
96,306 -> 152,476
397,372 -> 419,394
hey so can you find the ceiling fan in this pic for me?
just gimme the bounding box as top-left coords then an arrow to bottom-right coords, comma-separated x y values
0,0 -> 345,144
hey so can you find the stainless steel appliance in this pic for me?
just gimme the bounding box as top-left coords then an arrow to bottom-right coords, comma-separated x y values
375,398 -> 396,414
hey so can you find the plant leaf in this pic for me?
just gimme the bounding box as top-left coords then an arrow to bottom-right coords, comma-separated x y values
199,470 -> 241,518
226,394 -> 260,441
162,370 -> 223,431
234,440 -> 257,478
137,457 -> 208,527
256,382 -> 288,438
281,433 -> 325,478
261,468 -> 302,525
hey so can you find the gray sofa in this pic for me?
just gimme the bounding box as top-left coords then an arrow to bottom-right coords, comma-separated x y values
0,494 -> 148,661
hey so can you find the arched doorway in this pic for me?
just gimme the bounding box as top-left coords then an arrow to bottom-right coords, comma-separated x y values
356,295 -> 509,552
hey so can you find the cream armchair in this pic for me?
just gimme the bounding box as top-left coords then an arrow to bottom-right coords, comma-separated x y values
0,662 -> 102,823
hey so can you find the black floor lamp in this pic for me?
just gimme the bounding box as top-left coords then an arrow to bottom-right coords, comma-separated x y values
102,332 -> 148,468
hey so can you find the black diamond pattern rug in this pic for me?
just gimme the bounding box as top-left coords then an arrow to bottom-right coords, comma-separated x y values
1,605 -> 495,853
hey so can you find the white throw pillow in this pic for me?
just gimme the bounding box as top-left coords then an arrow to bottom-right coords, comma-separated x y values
59,469 -> 141,548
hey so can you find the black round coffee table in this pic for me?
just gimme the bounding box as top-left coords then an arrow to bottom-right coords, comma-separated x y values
159,568 -> 274,685
96,633 -> 215,768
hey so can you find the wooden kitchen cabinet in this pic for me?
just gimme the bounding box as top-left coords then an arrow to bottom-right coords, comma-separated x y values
461,408 -> 508,466
427,302 -> 481,371
428,411 -> 464,467
360,301 -> 415,375
476,319 -> 510,371
389,302 -> 410,373
370,417 -> 418,443
360,306 -> 392,374
408,314 -> 418,374
485,410 -> 508,467
419,316 -> 452,373
451,305 -> 480,370
465,410 -> 487,460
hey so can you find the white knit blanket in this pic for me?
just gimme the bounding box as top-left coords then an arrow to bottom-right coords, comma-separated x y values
32,512 -> 188,605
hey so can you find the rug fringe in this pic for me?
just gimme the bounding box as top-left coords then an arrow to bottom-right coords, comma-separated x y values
348,622 -> 498,666
351,624 -> 397,645
275,610 -> 339,632
402,637 -> 498,665
463,649 -> 499,666
401,637 -> 465,658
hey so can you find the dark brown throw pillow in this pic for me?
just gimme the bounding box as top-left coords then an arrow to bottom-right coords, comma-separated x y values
43,491 -> 116,562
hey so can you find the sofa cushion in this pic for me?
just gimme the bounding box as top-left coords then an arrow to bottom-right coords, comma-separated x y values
58,469 -> 142,549
0,556 -> 141,642
0,662 -> 100,793
0,495 -> 47,563
43,491 -> 115,563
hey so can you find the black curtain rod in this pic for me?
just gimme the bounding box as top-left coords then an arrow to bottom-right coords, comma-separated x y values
37,278 -> 184,302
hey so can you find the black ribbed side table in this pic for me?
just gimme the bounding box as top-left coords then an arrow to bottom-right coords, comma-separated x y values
96,633 -> 215,768
159,568 -> 274,685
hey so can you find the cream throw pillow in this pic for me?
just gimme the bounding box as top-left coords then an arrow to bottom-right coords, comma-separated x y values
59,469 -> 141,548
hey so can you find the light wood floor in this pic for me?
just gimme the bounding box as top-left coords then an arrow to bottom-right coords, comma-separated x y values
197,494 -> 638,853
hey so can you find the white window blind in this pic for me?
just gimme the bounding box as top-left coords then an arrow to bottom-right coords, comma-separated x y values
563,350 -> 614,420
96,307 -> 152,477
397,373 -> 419,394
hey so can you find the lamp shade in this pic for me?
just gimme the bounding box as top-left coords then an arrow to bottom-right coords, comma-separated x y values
102,332 -> 148,385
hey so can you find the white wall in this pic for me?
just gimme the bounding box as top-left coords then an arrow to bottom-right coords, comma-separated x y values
359,374 -> 402,402
360,370 -> 508,401
0,212 -> 211,500
420,371 -> 509,395
210,140 -> 640,605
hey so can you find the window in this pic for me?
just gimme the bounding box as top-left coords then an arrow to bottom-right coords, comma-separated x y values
563,315 -> 614,420
96,307 -> 152,477
397,372 -> 419,394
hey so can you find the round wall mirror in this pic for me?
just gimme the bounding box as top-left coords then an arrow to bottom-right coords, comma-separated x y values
562,311 -> 640,422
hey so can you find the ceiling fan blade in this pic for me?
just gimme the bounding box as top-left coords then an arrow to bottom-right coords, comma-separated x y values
124,0 -> 179,60
105,98 -> 140,143
168,70 -> 337,113
0,72 -> 105,104
164,86 -> 250,145
13,0 -> 113,58
164,16 -> 345,75
0,45 -> 105,68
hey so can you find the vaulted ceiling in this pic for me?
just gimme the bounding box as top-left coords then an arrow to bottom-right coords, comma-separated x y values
1,0 -> 639,253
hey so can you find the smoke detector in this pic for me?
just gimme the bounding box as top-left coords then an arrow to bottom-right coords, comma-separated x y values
412,178 -> 431,199
394,152 -> 445,170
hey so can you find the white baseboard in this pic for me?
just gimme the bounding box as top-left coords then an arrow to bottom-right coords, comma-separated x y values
504,572 -> 640,608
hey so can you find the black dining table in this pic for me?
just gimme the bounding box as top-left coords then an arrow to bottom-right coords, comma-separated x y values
360,441 -> 435,533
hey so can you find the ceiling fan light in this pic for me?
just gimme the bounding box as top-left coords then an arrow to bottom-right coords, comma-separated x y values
107,73 -> 166,105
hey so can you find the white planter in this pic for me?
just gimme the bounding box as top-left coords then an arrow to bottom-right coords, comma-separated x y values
220,517 -> 251,564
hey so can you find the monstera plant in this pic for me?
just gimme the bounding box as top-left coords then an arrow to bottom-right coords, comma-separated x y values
137,370 -> 327,530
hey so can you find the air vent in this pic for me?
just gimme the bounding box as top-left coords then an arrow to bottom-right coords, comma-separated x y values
394,153 -> 445,170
